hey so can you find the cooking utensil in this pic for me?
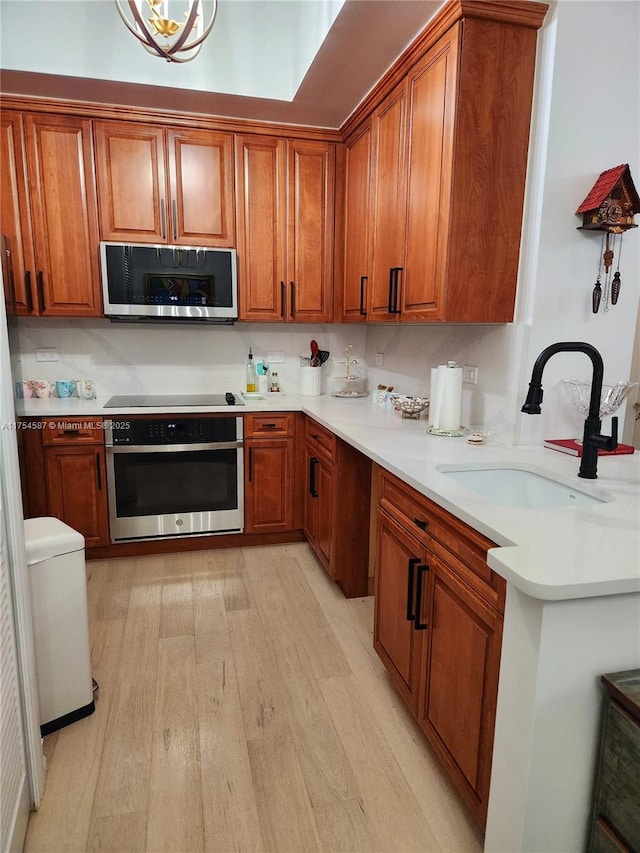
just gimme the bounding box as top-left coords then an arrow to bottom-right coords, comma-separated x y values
310,339 -> 320,367
318,349 -> 330,364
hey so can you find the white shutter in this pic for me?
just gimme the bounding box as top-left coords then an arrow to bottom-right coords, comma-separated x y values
0,497 -> 29,853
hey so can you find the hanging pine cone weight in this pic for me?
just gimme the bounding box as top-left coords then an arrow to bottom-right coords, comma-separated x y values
592,278 -> 602,313
611,271 -> 621,305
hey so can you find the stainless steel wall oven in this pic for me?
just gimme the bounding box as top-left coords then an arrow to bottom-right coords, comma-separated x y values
105,416 -> 243,542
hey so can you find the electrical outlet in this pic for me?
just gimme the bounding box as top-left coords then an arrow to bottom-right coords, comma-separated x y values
375,352 -> 384,366
463,365 -> 478,385
36,348 -> 58,362
267,351 -> 285,364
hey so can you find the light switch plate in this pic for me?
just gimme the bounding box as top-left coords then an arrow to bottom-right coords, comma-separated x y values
375,352 -> 384,366
463,365 -> 478,384
36,348 -> 58,362
267,351 -> 285,364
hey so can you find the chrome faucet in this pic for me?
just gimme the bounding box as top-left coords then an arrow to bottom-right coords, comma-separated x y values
521,342 -> 618,479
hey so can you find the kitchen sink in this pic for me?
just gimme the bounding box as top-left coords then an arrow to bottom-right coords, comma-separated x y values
436,463 -> 609,509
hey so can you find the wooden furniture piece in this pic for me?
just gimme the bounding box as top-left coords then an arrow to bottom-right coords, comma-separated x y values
235,135 -> 334,322
244,413 -> 297,534
589,670 -> 640,852
0,112 -> 101,317
303,417 -> 371,598
94,121 -> 235,247
23,418 -> 109,548
339,2 -> 547,323
372,464 -> 505,827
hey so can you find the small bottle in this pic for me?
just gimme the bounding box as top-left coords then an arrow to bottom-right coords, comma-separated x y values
245,348 -> 257,393
257,362 -> 269,395
270,371 -> 280,392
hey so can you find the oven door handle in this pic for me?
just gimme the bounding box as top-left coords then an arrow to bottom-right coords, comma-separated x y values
105,441 -> 243,453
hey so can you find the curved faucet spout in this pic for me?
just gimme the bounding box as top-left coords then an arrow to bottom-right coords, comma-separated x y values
521,342 -> 615,479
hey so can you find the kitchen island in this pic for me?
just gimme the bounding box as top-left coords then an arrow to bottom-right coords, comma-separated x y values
17,392 -> 640,851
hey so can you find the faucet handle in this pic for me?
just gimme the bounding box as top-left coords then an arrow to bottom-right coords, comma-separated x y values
591,416 -> 619,452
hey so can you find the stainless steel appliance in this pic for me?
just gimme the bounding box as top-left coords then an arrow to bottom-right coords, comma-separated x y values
100,242 -> 238,323
103,392 -> 244,408
105,415 -> 243,542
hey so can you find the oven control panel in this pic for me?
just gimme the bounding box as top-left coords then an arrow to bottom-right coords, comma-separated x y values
108,416 -> 240,446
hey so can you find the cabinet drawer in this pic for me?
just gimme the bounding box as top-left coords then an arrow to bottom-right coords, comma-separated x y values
379,469 -> 505,612
305,417 -> 337,461
594,701 -> 640,850
41,418 -> 105,445
244,413 -> 295,438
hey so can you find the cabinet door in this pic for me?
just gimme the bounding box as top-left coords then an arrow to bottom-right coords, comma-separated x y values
166,128 -> 235,247
94,121 -> 167,243
374,511 -> 427,714
286,140 -> 334,323
418,552 -> 503,826
0,111 -> 36,314
235,135 -> 287,321
304,448 -> 334,572
402,27 -> 459,320
245,439 -> 294,533
25,115 -> 101,317
44,446 -> 109,548
369,82 -> 408,322
340,123 -> 373,322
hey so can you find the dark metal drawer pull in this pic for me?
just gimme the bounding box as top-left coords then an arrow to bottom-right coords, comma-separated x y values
414,517 -> 428,531
406,557 -> 420,622
414,564 -> 429,630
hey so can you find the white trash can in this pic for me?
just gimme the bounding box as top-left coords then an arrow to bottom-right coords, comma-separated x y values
24,517 -> 95,735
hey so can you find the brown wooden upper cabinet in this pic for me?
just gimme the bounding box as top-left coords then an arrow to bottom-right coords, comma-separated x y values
235,135 -> 334,322
94,121 -> 235,247
1,112 -> 101,317
340,13 -> 542,323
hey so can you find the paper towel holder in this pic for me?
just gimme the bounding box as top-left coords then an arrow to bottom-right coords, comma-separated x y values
427,360 -> 464,437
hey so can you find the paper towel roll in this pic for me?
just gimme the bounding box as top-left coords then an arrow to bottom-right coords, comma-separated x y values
299,365 -> 321,396
429,362 -> 462,431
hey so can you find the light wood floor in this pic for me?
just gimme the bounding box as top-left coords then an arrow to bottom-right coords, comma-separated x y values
24,542 -> 483,853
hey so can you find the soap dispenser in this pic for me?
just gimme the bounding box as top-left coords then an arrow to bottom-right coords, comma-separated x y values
245,348 -> 257,393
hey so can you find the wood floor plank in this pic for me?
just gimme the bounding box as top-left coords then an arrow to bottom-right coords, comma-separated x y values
159,554 -> 195,639
192,558 -> 233,666
89,557 -> 163,820
86,811 -> 147,852
319,673 -> 441,852
247,733 -> 323,853
311,798 -> 379,853
227,607 -> 292,742
243,547 -> 360,810
197,657 -> 264,853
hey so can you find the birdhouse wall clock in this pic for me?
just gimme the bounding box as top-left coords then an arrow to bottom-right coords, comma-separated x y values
576,163 -> 639,313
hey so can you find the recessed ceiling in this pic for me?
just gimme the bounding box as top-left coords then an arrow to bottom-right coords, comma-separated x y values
0,0 -> 445,128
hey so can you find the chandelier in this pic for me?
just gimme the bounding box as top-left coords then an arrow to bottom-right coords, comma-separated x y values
114,0 -> 218,63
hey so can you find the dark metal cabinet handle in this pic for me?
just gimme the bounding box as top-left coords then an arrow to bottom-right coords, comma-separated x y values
290,281 -> 296,318
280,281 -> 286,318
413,565 -> 429,630
387,268 -> 394,313
359,276 -> 367,316
406,557 -> 420,622
391,267 -> 403,314
62,429 -> 80,436
25,271 -> 34,313
414,517 -> 428,531
310,456 -> 319,497
96,452 -> 102,490
261,423 -> 277,430
172,199 -> 178,241
36,271 -> 45,313
248,446 -> 253,482
160,199 -> 167,240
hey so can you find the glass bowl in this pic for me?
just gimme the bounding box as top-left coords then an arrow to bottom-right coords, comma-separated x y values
560,379 -> 638,418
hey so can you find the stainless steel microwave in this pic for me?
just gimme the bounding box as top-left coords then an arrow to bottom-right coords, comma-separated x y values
100,242 -> 238,323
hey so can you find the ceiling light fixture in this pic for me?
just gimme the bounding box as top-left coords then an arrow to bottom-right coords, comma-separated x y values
114,0 -> 218,63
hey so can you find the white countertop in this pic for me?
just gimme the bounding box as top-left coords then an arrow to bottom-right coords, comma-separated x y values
16,393 -> 640,602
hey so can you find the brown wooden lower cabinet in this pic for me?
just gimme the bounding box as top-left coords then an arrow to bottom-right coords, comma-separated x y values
23,418 -> 109,548
304,416 -> 371,598
244,412 -> 297,534
372,464 -> 505,829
